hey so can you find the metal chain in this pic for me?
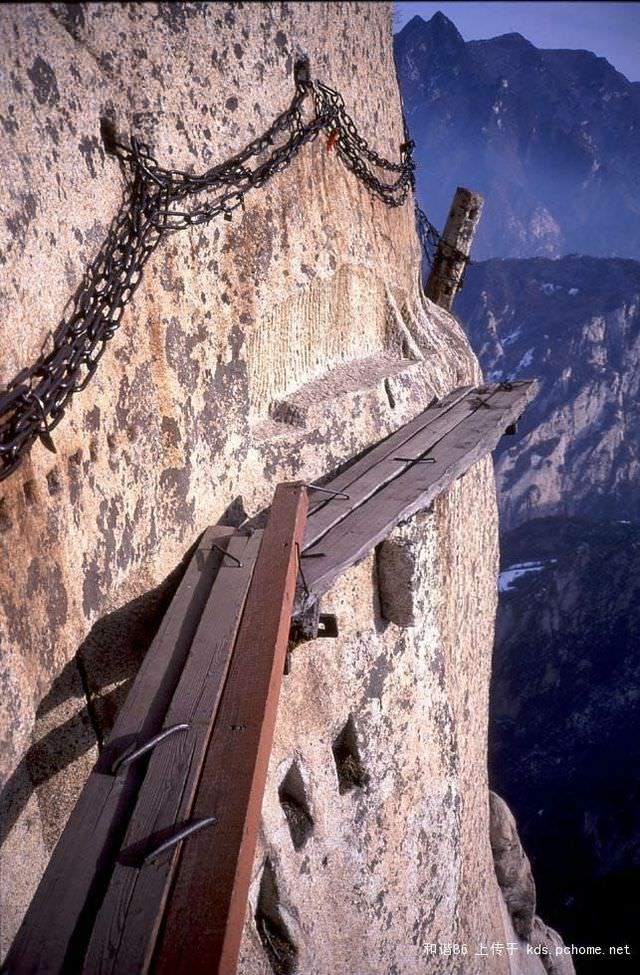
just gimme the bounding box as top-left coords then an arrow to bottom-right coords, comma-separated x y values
0,59 -> 448,482
415,204 -> 471,283
415,206 -> 442,268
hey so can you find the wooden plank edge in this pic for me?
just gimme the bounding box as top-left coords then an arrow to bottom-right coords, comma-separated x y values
153,483 -> 308,975
301,384 -> 536,605
2,527 -> 235,975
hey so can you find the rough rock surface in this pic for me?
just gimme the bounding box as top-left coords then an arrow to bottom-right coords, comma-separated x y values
529,918 -> 578,975
489,791 -> 536,940
239,491 -> 505,974
0,4 -> 550,970
489,793 -> 575,975
376,523 -> 428,627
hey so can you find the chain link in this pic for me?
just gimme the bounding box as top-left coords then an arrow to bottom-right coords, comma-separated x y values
0,60 -> 455,482
415,204 -> 471,285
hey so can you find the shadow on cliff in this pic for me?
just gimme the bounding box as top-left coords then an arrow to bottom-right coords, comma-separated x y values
0,497 -> 247,851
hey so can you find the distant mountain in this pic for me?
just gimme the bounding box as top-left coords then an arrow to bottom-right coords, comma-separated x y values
490,516 -> 640,969
454,255 -> 640,530
394,13 -> 640,260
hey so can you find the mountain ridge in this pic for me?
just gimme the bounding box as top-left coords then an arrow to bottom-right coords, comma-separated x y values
455,254 -> 640,530
394,14 -> 640,260
490,515 -> 640,970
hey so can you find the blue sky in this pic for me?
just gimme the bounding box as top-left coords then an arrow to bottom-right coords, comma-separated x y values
393,2 -> 640,82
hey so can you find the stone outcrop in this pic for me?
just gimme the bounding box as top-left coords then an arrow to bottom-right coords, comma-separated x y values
0,4 -> 554,971
529,918 -> 578,975
376,521 -> 433,627
489,791 -> 536,940
489,792 -> 576,975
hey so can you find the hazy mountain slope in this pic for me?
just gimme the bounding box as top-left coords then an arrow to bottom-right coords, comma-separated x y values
454,255 -> 640,530
394,13 -> 640,260
491,517 -> 640,970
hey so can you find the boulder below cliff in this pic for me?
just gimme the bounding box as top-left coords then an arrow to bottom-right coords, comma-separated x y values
490,791 -> 537,940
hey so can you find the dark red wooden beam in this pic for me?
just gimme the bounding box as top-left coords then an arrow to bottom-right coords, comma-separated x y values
153,482 -> 308,975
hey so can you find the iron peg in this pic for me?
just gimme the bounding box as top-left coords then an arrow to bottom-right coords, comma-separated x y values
143,816 -> 217,865
111,722 -> 190,775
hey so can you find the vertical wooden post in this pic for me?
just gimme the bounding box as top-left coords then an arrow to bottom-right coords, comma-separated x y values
425,186 -> 483,311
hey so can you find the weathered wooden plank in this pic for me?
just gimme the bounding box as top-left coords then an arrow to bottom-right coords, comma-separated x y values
154,483 -> 308,975
301,382 -> 536,601
304,384 -> 473,546
83,531 -> 263,974
3,527 -> 234,975
304,384 -> 483,549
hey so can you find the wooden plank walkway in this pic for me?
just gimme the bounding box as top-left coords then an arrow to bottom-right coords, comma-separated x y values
298,381 -> 536,609
3,485 -> 306,975
3,526 -> 238,975
154,483 -> 307,975
5,379 -> 536,975
303,384 -> 473,548
84,531 -> 263,974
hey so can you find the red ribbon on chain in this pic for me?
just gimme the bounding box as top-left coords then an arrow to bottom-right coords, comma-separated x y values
326,130 -> 339,152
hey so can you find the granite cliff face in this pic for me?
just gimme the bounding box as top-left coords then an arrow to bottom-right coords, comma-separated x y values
0,3 -> 553,971
455,255 -> 640,531
394,13 -> 640,260
452,241 -> 640,968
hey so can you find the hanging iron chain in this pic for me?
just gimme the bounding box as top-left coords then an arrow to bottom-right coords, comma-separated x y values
0,59 -> 457,482
415,203 -> 472,285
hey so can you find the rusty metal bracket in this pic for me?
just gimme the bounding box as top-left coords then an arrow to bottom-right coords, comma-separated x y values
286,610 -> 338,674
211,543 -> 244,567
317,614 -> 338,638
289,607 -> 338,647
305,483 -> 350,500
393,456 -> 436,464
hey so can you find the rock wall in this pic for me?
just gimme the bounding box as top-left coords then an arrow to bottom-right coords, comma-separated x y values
0,3 -> 539,970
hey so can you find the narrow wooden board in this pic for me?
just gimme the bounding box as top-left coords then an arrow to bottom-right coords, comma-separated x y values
300,382 -> 536,601
83,531 -> 263,974
303,384 -> 482,549
153,483 -> 308,975
3,527 -> 234,975
304,384 -> 473,545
